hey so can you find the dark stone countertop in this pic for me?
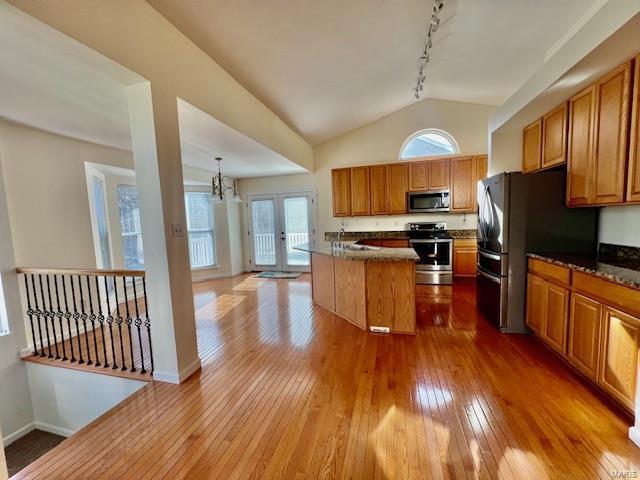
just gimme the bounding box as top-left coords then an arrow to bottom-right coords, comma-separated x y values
295,243 -> 419,262
324,229 -> 477,241
526,252 -> 640,290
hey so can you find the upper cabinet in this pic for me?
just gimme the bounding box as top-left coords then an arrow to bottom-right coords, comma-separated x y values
388,163 -> 408,214
428,158 -> 450,190
450,156 -> 476,212
522,119 -> 542,173
542,103 -> 568,169
567,60 -> 633,206
476,154 -> 488,182
350,166 -> 371,216
369,165 -> 389,215
331,168 -> 351,217
627,54 -> 640,203
408,161 -> 428,191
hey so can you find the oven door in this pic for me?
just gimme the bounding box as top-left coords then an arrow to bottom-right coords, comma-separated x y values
408,191 -> 450,213
476,267 -> 508,330
410,239 -> 452,271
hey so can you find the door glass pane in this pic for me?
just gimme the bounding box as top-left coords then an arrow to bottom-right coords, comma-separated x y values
92,176 -> 112,269
283,197 -> 309,266
252,199 -> 276,266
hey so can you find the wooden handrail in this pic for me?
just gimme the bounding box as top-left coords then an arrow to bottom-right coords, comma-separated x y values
16,267 -> 146,277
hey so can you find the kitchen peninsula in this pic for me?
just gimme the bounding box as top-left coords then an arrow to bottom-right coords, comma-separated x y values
295,243 -> 419,334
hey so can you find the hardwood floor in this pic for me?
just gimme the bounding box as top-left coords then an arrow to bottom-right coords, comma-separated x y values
13,274 -> 640,479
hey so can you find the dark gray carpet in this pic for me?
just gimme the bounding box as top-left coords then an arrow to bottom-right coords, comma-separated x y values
5,429 -> 65,477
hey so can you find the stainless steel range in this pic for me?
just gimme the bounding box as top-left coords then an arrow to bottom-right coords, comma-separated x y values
408,222 -> 453,285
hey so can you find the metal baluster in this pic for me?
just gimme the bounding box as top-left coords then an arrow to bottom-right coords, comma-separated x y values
86,276 -> 100,367
23,275 -> 39,356
61,275 -> 76,362
142,277 -> 153,374
77,276 -> 92,365
114,277 -> 127,371
96,276 -> 109,368
70,275 -> 84,364
132,278 -> 146,374
123,277 -> 136,372
38,275 -> 53,358
31,275 -> 46,357
45,275 -> 60,359
104,276 -> 117,369
53,275 -> 68,361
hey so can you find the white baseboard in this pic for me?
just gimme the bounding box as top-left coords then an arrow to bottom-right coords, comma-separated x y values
3,422 -> 35,447
153,357 -> 201,384
34,421 -> 74,438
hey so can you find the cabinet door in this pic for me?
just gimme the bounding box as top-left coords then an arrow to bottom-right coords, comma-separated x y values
592,61 -> 632,205
542,283 -> 569,354
350,166 -> 370,216
453,247 -> 477,276
628,54 -> 640,203
331,168 -> 351,217
567,293 -> 602,379
409,161 -> 428,191
428,158 -> 450,190
567,85 -> 596,206
369,165 -> 389,215
598,306 -> 640,411
451,156 -> 476,212
526,273 -> 546,333
522,119 -> 542,173
542,103 -> 568,169
476,155 -> 488,182
388,163 -> 408,213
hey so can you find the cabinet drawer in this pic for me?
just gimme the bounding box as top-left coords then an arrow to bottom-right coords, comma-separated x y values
527,258 -> 571,286
573,271 -> 640,318
453,238 -> 476,248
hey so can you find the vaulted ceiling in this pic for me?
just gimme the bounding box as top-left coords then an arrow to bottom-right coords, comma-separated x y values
148,0 -> 599,144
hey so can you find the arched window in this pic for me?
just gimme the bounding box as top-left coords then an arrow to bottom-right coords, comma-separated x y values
399,129 -> 460,159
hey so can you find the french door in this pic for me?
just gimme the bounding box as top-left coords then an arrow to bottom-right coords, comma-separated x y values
248,193 -> 315,272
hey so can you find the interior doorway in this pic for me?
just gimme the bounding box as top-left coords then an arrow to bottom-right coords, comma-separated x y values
247,192 -> 315,272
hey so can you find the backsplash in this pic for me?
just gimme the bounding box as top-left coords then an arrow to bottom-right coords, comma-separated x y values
599,243 -> 640,261
599,205 -> 640,248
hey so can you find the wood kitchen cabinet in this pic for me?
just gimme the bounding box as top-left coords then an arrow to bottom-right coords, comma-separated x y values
525,271 -> 570,354
388,163 -> 408,213
599,307 -> 640,410
567,293 -> 602,380
350,166 -> 370,215
369,165 -> 389,215
628,54 -> 640,202
526,273 -> 546,333
331,168 -> 351,216
522,119 -> 542,173
567,85 -> 596,206
542,102 -> 568,169
567,60 -> 632,206
451,156 -> 477,212
453,238 -> 477,277
476,154 -> 488,182
428,158 -> 450,190
409,161 -> 428,191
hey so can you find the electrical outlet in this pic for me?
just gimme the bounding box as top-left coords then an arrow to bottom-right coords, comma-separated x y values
171,223 -> 185,238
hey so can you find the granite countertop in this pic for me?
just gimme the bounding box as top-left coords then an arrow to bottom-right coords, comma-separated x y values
324,229 -> 477,241
295,242 -> 419,262
526,252 -> 640,290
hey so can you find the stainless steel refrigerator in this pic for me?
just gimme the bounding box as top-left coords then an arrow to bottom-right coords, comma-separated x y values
476,170 -> 598,333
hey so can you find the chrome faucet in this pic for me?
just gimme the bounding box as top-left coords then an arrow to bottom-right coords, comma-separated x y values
336,221 -> 346,249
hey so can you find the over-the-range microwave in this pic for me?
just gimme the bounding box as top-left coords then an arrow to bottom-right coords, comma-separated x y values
407,190 -> 450,213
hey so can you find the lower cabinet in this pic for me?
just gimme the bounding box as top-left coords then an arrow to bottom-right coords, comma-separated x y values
599,307 -> 640,411
453,238 -> 477,277
567,294 -> 602,379
526,258 -> 640,413
525,273 -> 569,354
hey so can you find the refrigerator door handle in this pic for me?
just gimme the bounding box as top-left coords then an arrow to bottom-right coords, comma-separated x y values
477,267 -> 501,284
478,185 -> 490,243
478,249 -> 501,261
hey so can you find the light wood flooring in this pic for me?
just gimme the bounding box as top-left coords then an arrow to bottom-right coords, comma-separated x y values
12,274 -> 640,479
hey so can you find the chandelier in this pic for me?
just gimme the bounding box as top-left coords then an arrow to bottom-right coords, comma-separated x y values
414,0 -> 444,99
211,157 -> 242,204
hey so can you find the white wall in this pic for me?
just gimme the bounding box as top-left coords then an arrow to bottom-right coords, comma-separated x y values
26,362 -> 146,437
239,98 -> 493,268
0,146 -> 33,446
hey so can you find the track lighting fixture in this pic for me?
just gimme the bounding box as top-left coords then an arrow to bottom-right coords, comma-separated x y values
413,0 -> 445,99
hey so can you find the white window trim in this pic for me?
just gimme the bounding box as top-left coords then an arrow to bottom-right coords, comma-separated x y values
398,128 -> 460,159
0,275 -> 9,336
184,189 -> 218,270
